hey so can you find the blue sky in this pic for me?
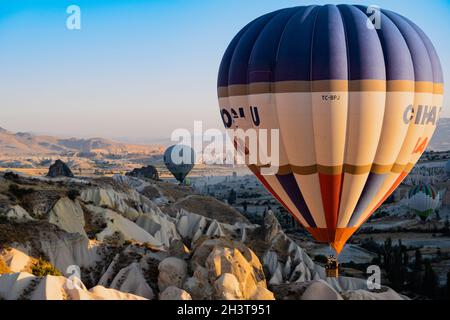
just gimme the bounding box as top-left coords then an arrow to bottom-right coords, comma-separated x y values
0,0 -> 449,143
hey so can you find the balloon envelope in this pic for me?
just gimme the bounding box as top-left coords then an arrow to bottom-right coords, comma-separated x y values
408,185 -> 440,220
164,145 -> 195,183
217,5 -> 444,253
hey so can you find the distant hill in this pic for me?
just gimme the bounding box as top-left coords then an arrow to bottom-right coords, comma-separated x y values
428,118 -> 450,151
0,127 -> 164,156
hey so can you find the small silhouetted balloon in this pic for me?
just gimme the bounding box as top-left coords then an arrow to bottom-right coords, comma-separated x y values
164,145 -> 195,183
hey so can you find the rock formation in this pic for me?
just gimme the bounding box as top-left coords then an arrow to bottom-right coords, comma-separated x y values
159,286 -> 192,300
47,160 -> 74,178
0,171 -> 407,300
0,273 -> 147,300
158,257 -> 187,292
126,165 -> 159,180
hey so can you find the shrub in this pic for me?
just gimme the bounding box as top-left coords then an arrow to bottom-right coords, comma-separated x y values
31,258 -> 62,277
314,254 -> 328,264
0,257 -> 11,274
8,184 -> 34,199
3,172 -> 20,181
67,189 -> 80,201
0,215 -> 8,224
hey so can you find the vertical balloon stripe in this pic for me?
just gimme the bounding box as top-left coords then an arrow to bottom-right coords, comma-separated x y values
334,5 -> 387,229
406,21 -> 443,84
356,171 -> 408,228
382,10 -> 434,82
337,92 -> 386,227
348,172 -> 387,227
352,171 -> 401,226
332,227 -> 358,253
337,5 -> 386,80
311,5 -> 347,237
248,7 -> 303,83
354,6 -> 415,81
264,175 -> 310,227
275,92 -> 328,228
228,10 -> 281,86
372,93 -> 415,165
338,173 -> 370,228
275,94 -> 316,165
248,94 -> 290,166
293,173 -> 327,228
276,173 -> 317,227
249,168 -> 310,227
275,6 -> 319,81
318,173 -> 343,240
312,5 -> 348,81
218,20 -> 254,88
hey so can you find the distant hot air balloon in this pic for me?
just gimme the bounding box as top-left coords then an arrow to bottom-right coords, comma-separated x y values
408,185 -> 441,220
164,145 -> 195,184
217,4 -> 444,275
445,160 -> 450,179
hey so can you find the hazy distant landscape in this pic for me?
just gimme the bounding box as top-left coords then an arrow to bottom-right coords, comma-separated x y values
1,118 -> 449,177
0,125 -> 246,179
428,118 -> 450,151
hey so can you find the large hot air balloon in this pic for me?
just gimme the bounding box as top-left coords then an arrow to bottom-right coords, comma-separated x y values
408,185 -> 441,220
163,145 -> 195,184
217,4 -> 444,273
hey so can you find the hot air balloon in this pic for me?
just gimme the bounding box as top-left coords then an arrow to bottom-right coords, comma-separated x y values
445,160 -> 450,179
408,185 -> 441,220
163,145 -> 195,184
217,5 -> 444,276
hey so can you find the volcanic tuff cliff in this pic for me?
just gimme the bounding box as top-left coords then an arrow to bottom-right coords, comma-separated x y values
0,171 -> 406,300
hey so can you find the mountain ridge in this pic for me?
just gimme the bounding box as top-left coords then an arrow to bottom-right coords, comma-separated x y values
1,117 -> 448,157
0,127 -> 164,156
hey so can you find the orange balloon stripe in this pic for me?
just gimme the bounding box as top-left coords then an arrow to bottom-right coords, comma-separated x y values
306,227 -> 357,254
318,173 -> 344,242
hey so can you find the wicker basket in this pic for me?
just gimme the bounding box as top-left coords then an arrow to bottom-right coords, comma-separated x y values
326,267 -> 339,278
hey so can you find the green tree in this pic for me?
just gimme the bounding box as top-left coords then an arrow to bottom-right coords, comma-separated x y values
415,249 -> 423,271
242,200 -> 248,212
422,260 -> 437,298
447,271 -> 450,299
403,250 -> 409,265
31,258 -> 62,277
444,219 -> 450,236
227,189 -> 237,205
